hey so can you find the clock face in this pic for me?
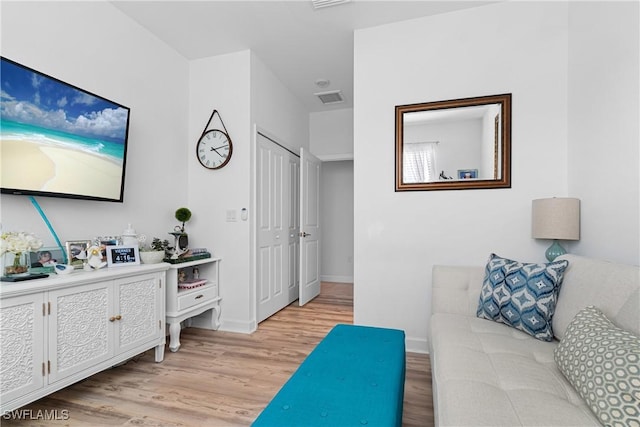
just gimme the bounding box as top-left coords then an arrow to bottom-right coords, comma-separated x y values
196,129 -> 233,169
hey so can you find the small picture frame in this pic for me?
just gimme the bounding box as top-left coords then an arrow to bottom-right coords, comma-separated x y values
106,245 -> 140,268
30,247 -> 65,267
94,236 -> 122,262
458,169 -> 478,180
29,247 -> 65,273
65,240 -> 92,266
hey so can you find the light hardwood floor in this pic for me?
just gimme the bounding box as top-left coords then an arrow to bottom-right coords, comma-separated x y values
3,282 -> 433,426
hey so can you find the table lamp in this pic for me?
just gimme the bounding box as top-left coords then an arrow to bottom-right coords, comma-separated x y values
532,197 -> 580,261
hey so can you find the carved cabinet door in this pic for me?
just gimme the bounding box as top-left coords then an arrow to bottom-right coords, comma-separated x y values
114,273 -> 163,355
0,293 -> 46,404
48,281 -> 113,384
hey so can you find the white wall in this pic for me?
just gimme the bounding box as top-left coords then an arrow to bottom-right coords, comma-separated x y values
187,50 -> 308,333
310,108 -> 353,159
353,1 -> 571,352
1,2 -> 188,250
320,161 -> 354,283
187,51 -> 253,333
567,1 -> 640,265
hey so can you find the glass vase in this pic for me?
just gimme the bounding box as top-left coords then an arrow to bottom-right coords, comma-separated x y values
4,252 -> 29,276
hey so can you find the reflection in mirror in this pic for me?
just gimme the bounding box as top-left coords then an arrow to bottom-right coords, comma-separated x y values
395,94 -> 511,191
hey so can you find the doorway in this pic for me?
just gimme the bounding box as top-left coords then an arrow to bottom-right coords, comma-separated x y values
255,132 -> 322,323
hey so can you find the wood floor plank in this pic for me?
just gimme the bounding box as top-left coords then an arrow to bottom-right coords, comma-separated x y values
2,283 -> 433,426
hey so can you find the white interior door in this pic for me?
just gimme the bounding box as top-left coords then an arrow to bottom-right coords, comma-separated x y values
256,134 -> 299,323
299,148 -> 321,306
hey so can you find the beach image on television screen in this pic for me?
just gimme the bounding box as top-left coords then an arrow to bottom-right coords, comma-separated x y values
0,57 -> 130,202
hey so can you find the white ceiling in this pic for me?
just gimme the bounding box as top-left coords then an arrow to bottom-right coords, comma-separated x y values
111,1 -> 495,113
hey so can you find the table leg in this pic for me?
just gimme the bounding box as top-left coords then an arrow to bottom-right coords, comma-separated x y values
169,322 -> 181,352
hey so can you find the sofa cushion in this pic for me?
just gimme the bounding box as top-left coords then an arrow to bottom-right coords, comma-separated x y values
554,306 -> 640,427
476,253 -> 569,341
430,312 -> 600,426
552,254 -> 640,340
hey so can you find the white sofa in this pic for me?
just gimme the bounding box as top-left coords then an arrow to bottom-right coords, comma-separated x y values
429,254 -> 640,426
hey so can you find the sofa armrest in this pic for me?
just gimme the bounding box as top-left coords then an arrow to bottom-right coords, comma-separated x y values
432,265 -> 484,316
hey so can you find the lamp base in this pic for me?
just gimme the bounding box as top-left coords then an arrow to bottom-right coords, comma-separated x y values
545,240 -> 567,262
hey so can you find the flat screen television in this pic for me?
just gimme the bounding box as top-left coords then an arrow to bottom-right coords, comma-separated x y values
1,56 -> 130,202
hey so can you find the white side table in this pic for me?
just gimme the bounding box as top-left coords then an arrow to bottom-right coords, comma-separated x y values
165,257 -> 221,352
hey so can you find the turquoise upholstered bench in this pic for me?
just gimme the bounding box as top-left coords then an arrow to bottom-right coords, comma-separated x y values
252,324 -> 406,427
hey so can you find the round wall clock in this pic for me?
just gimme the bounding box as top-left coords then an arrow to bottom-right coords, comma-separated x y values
196,129 -> 233,169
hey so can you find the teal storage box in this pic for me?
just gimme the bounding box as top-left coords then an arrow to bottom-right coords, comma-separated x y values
252,324 -> 406,427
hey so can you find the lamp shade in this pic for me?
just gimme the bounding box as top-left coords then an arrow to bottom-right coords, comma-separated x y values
532,198 -> 580,240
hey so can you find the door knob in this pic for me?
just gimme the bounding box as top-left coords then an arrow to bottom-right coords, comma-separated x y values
299,231 -> 311,237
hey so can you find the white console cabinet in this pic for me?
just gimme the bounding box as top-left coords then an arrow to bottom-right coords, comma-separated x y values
166,257 -> 221,352
0,263 -> 168,414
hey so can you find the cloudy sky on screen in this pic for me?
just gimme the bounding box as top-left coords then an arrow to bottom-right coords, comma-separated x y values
0,59 -> 129,143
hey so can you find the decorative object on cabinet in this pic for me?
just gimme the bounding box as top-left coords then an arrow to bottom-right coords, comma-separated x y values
532,197 -> 580,261
121,224 -> 138,246
1,231 -> 43,276
174,207 -> 192,233
78,245 -> 108,270
196,109 -> 233,170
167,208 -> 192,260
54,264 -> 74,275
163,250 -> 211,264
139,251 -> 166,265
29,247 -> 64,274
106,245 -> 141,267
65,240 -> 91,267
0,263 -> 168,414
139,236 -> 170,264
166,257 -> 221,352
93,236 -> 122,262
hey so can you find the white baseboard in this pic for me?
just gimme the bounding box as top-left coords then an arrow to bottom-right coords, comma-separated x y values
189,312 -> 256,334
321,275 -> 354,283
405,336 -> 429,354
219,319 -> 256,334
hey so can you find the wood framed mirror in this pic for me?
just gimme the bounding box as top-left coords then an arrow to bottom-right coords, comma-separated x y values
395,93 -> 511,191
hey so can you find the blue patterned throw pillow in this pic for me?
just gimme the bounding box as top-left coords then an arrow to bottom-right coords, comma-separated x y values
476,253 -> 569,341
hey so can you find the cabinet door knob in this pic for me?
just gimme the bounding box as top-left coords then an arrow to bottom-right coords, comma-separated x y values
109,316 -> 116,322
115,315 -> 122,320
195,294 -> 204,299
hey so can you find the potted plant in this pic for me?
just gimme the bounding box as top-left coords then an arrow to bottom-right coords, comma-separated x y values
174,207 -> 192,233
139,237 -> 169,264
169,207 -> 192,258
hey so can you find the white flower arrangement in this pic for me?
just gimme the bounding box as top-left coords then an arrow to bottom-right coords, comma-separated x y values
1,231 -> 44,256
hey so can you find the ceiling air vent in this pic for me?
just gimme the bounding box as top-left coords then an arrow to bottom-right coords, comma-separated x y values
315,90 -> 344,105
311,0 -> 351,10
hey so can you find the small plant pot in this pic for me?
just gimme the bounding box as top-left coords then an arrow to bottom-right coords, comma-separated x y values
139,250 -> 166,264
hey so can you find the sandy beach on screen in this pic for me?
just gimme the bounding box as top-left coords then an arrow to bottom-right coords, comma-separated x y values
1,139 -> 122,199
